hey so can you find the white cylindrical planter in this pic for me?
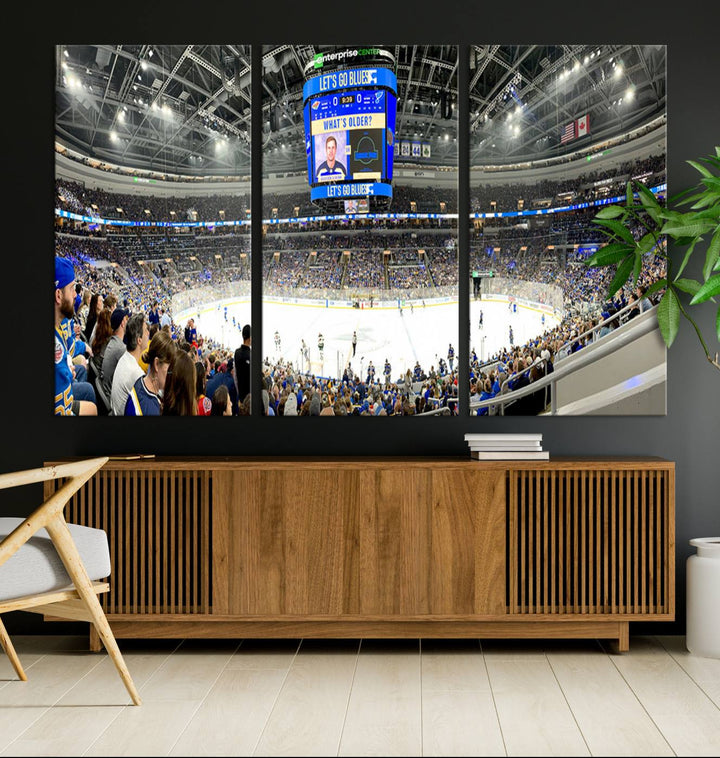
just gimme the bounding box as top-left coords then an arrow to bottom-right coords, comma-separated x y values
686,538 -> 720,658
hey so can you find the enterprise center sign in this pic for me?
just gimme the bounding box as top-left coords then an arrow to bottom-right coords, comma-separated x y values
303,47 -> 395,76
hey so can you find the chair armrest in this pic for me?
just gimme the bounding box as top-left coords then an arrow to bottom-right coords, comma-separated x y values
0,457 -> 108,569
0,457 -> 108,492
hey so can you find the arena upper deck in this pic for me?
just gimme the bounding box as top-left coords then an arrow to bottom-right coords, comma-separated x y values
56,45 -> 665,181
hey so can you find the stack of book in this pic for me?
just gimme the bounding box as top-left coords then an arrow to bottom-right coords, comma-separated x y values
464,433 -> 549,460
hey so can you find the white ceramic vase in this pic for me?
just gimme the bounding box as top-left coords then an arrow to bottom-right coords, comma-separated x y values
686,537 -> 720,658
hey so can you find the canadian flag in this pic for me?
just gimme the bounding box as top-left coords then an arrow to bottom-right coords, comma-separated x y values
576,113 -> 590,137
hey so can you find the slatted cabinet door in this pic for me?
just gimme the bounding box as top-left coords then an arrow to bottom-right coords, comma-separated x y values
49,467 -> 213,616
507,466 -> 673,618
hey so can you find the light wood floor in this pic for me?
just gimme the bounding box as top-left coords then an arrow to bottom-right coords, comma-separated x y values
0,634 -> 718,756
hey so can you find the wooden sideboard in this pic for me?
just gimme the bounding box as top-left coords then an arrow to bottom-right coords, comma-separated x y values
43,457 -> 675,651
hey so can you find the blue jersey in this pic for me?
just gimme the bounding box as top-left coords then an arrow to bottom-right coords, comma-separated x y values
316,160 -> 347,181
60,318 -> 87,359
54,326 -> 74,415
124,375 -> 161,416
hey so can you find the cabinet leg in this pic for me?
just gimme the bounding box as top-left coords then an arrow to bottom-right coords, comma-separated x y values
89,625 -> 101,652
618,622 -> 630,652
607,622 -> 630,654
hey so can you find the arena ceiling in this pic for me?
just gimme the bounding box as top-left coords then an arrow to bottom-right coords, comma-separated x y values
55,44 -> 666,178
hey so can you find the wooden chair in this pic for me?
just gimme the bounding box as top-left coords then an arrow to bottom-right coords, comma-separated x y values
0,457 -> 141,705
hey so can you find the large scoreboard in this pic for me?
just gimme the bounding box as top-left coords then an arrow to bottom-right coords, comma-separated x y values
303,61 -> 397,211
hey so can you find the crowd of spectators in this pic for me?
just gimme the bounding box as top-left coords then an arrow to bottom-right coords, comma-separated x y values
468,256 -> 666,415
260,356 -> 459,417
470,153 -> 665,213
54,153 -> 667,417
54,251 -> 246,418
57,179 -> 251,223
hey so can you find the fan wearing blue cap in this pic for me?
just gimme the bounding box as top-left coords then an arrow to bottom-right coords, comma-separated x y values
54,257 -> 97,416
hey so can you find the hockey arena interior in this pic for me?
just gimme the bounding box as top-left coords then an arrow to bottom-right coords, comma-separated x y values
54,44 -> 667,417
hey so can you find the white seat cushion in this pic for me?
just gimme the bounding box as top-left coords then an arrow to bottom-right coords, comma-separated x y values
0,518 -> 111,602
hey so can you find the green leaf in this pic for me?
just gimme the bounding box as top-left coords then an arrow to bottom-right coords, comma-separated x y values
689,274 -> 720,305
673,278 -> 701,296
594,205 -> 625,219
674,238 -> 699,280
637,232 -> 658,256
689,193 -> 719,210
672,187 -> 698,206
662,218 -> 715,239
701,176 -> 720,192
687,159 -> 714,178
693,207 -> 720,223
632,252 -> 643,285
662,209 -> 685,224
695,203 -> 720,221
626,181 -> 634,208
644,279 -> 668,299
704,227 -> 720,281
607,255 -> 635,298
657,288 -> 681,348
636,183 -> 662,224
585,242 -> 635,267
592,218 -> 636,244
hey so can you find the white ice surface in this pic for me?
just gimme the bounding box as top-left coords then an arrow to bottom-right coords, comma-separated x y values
176,295 -> 560,382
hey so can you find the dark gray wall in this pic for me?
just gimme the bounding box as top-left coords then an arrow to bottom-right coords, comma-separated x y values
5,3 -> 719,635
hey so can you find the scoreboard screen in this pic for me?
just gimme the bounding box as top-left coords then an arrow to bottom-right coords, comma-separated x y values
303,66 -> 397,206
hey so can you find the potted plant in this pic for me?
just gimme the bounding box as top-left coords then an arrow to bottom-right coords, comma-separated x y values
585,146 -> 720,372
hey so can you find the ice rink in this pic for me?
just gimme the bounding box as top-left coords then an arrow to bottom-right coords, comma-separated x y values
176,295 -> 561,382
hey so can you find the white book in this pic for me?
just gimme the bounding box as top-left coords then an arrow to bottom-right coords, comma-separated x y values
464,433 -> 542,441
471,450 -> 550,460
468,442 -> 543,451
